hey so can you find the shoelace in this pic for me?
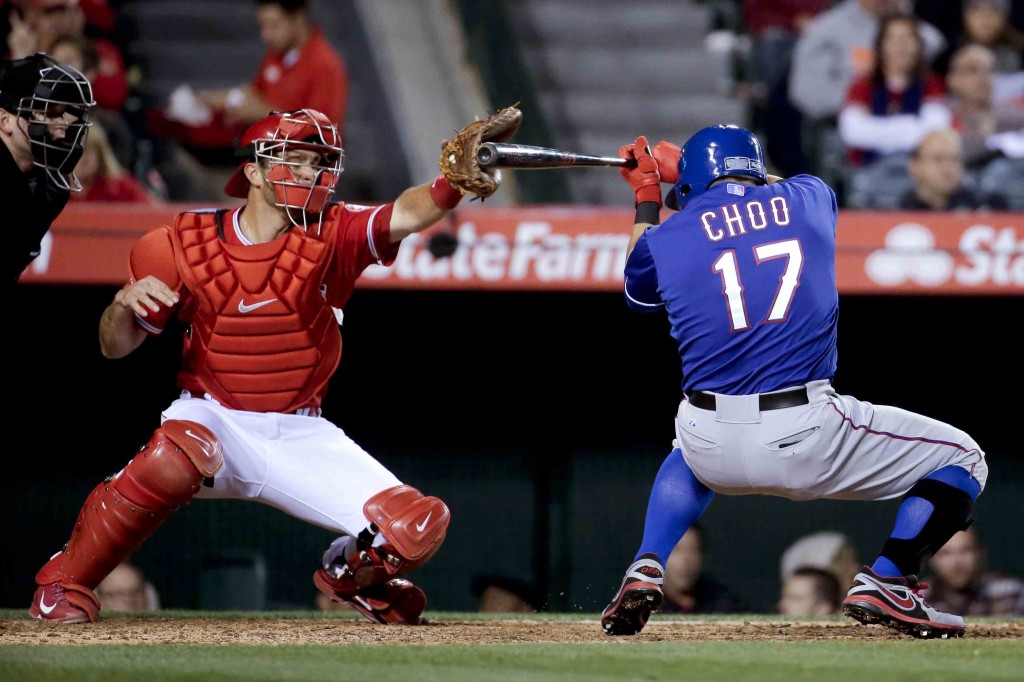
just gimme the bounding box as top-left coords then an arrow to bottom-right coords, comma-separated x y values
908,581 -> 931,600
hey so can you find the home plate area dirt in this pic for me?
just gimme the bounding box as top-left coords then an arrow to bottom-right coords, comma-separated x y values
2,618 -> 1023,645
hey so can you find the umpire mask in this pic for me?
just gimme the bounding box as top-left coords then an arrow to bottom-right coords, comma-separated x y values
0,54 -> 96,191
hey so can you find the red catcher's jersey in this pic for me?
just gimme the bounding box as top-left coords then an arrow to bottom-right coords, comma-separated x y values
127,203 -> 399,413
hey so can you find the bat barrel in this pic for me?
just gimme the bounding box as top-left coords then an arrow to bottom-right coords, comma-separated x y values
477,142 -> 629,169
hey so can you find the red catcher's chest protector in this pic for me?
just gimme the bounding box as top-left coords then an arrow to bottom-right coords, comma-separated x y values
170,210 -> 341,413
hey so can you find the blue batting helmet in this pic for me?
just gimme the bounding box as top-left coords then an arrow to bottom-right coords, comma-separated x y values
666,124 -> 766,210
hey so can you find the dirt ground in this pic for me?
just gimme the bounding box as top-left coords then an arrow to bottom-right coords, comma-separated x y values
2,618 -> 1023,646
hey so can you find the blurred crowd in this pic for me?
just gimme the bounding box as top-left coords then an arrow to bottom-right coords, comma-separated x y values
3,0 -> 1021,211
722,0 -> 1024,209
99,521 -> 1024,618
1,0 -> 348,203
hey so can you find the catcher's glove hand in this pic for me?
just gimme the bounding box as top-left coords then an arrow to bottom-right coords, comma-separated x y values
439,103 -> 523,200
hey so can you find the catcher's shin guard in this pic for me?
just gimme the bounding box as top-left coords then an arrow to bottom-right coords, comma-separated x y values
313,485 -> 449,624
32,420 -> 223,615
360,484 -> 451,575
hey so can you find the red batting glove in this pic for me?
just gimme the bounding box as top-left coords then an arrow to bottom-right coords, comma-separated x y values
618,135 -> 661,207
651,140 -> 681,185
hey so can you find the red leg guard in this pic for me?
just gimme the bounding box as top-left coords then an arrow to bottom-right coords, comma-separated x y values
364,485 -> 450,573
36,420 -> 224,591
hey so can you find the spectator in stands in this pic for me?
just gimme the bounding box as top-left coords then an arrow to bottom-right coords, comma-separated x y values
778,566 -> 842,617
151,0 -> 348,153
741,0 -> 831,96
962,0 -> 1024,73
48,32 -> 133,169
779,531 -> 861,593
70,120 -> 156,203
789,0 -> 946,123
5,0 -> 127,111
661,525 -> 746,614
924,525 -> 1024,616
899,128 -> 1005,210
741,0 -> 831,177
315,591 -> 353,613
94,561 -> 160,612
471,574 -> 545,613
946,43 -> 1024,168
839,13 -> 952,166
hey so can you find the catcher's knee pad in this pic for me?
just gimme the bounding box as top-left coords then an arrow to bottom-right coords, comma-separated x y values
881,478 -> 974,575
48,420 -> 223,589
363,484 -> 451,574
114,420 -> 224,508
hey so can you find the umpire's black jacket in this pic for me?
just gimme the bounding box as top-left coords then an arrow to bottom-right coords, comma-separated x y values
2,140 -> 69,285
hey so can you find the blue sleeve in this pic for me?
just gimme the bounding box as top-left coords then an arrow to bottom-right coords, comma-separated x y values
624,230 -> 664,313
786,174 -> 839,233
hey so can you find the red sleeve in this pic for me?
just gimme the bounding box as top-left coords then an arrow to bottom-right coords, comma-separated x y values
923,74 -> 945,101
121,177 -> 155,203
305,51 -> 347,130
91,40 -> 128,111
128,226 -> 183,334
250,51 -> 274,94
333,203 -> 400,272
80,0 -> 117,34
844,78 -> 872,107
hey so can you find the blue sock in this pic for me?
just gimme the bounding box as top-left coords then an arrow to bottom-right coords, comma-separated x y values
635,449 -> 714,564
871,466 -> 980,577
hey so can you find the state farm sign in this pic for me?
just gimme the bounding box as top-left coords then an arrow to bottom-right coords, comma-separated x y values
838,213 -> 1022,294
19,204 -> 1024,295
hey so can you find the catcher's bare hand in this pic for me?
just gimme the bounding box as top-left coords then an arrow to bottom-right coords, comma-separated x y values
115,276 -> 179,318
439,103 -> 523,200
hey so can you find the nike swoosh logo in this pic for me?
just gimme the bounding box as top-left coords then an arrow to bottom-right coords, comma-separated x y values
185,429 -> 214,457
238,298 -> 277,313
39,594 -> 56,614
862,575 -> 917,609
415,512 -> 432,532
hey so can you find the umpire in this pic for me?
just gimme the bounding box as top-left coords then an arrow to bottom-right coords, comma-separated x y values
0,53 -> 95,285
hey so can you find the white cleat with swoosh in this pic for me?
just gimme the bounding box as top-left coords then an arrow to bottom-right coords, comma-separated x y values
842,566 -> 965,639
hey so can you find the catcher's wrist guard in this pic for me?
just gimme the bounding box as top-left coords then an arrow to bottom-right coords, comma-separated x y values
429,175 -> 463,210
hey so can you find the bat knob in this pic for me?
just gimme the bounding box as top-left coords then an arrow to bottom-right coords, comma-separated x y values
476,144 -> 495,166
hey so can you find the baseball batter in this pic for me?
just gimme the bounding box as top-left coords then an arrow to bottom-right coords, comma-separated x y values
601,125 -> 987,639
27,107 -> 505,625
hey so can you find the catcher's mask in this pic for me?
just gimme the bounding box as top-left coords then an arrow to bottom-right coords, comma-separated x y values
666,124 -> 766,211
0,53 -> 95,191
225,109 -> 344,230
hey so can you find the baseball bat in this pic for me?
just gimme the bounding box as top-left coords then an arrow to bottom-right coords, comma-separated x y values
476,142 -> 633,169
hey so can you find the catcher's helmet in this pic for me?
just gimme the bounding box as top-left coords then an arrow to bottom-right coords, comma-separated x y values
0,53 -> 95,191
666,124 -> 766,211
225,108 -> 344,224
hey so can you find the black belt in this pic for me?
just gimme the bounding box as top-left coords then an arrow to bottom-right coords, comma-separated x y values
685,386 -> 809,411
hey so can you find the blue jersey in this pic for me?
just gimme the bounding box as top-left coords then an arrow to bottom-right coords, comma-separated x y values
624,175 -> 839,394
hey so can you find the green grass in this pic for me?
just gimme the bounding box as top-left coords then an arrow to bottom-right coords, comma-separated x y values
2,611 -> 1022,682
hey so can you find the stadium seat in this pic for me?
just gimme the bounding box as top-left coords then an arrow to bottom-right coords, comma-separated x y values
977,158 -> 1024,210
845,154 -> 914,210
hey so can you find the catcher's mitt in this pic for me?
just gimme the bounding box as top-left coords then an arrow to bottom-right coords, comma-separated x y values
439,103 -> 523,200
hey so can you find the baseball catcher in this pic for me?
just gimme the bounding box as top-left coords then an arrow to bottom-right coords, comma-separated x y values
439,103 -> 522,200
26,107 -> 490,625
